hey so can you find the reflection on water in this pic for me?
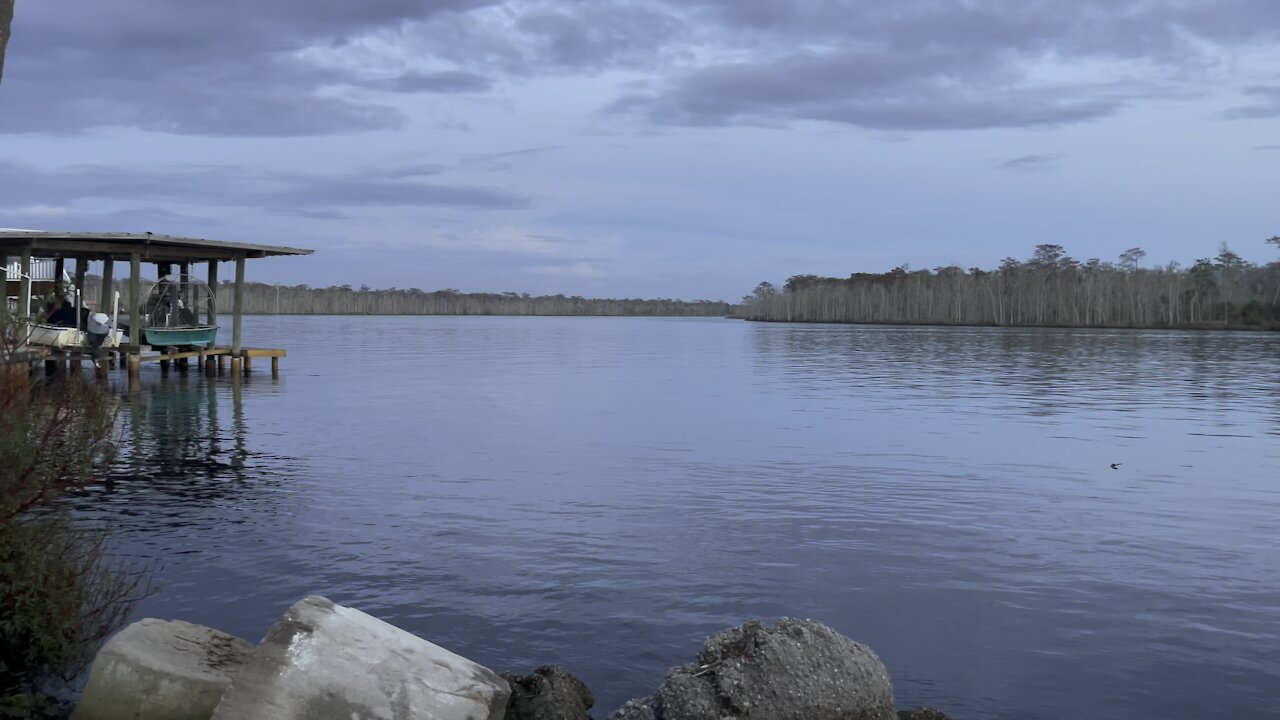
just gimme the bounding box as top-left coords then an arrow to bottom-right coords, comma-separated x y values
70,317 -> 1280,720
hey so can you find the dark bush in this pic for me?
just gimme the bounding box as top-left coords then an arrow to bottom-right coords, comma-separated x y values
0,312 -> 151,698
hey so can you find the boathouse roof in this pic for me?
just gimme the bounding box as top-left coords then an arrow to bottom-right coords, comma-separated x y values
0,230 -> 313,261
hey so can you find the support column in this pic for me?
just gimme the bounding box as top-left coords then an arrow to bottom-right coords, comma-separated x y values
99,258 -> 114,311
232,254 -> 245,356
129,252 -> 142,376
179,261 -> 191,309
54,257 -> 65,292
18,248 -> 32,317
206,261 -> 218,329
74,261 -> 87,327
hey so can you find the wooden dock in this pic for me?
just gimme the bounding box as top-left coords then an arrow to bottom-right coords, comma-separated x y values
28,345 -> 288,379
2,230 -> 310,384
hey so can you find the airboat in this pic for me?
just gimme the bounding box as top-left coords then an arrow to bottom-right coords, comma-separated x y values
141,274 -> 218,348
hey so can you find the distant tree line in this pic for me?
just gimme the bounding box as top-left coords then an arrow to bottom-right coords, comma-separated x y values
738,239 -> 1280,329
78,279 -> 732,318
214,283 -> 733,317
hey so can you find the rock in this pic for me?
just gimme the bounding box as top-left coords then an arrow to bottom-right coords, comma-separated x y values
70,619 -> 253,720
609,698 -> 658,720
0,693 -> 67,720
211,595 -> 509,720
897,709 -> 952,720
608,618 -> 895,720
499,665 -> 594,720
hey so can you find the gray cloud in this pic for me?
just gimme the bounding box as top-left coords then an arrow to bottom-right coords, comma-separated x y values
998,155 -> 1058,172
0,161 -> 529,210
1255,144 -> 1280,150
4,0 -> 1279,136
0,0 -> 498,135
1222,86 -> 1280,119
606,48 -> 1123,130
365,70 -> 492,93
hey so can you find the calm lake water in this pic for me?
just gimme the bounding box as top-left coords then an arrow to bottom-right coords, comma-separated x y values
73,316 -> 1279,719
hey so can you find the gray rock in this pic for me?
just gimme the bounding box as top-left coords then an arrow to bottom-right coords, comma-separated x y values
211,595 -> 509,720
499,665 -> 594,720
609,618 -> 895,720
70,619 -> 253,720
609,698 -> 658,720
897,708 -> 952,720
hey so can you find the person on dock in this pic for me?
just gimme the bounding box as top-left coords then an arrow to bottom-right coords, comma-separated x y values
49,300 -> 76,326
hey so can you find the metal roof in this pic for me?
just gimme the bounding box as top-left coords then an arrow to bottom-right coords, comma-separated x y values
0,230 -> 313,261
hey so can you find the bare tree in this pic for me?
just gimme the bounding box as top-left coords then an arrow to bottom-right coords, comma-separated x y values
0,0 -> 13,83
738,242 -> 1280,329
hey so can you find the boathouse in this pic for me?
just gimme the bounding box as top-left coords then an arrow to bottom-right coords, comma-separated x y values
0,230 -> 312,377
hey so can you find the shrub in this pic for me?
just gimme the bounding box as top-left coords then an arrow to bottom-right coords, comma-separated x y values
0,312 -> 150,697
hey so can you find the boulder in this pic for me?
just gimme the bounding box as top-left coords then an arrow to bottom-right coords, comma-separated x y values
70,619 -> 253,720
608,618 -> 895,720
898,709 -> 952,720
500,666 -> 594,720
211,595 -> 509,720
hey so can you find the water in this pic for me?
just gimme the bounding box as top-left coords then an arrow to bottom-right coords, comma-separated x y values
72,317 -> 1280,719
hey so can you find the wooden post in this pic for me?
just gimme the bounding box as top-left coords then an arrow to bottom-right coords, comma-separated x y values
129,252 -> 142,377
54,257 -> 65,291
99,258 -> 114,311
205,356 -> 216,375
178,261 -> 190,310
271,356 -> 279,376
243,352 -> 252,374
18,248 -> 31,317
74,261 -> 87,326
232,254 -> 244,356
217,354 -> 226,373
230,356 -> 242,376
207,261 -> 218,329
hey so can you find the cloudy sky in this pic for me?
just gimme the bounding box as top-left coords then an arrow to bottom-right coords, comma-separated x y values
2,1 -> 1278,299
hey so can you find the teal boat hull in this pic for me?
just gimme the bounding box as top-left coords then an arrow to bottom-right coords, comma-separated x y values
143,326 -> 218,347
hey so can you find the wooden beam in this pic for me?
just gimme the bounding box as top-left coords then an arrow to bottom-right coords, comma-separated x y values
24,239 -> 258,261
232,254 -> 245,356
18,247 -> 31,317
207,261 -> 218,327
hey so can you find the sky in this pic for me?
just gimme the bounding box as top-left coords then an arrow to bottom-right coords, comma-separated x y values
1,1 -> 1278,301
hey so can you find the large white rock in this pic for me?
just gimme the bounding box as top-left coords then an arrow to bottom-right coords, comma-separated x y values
211,595 -> 509,720
71,619 -> 254,720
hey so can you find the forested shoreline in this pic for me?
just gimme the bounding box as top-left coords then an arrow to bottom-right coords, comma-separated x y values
213,283 -> 733,317
737,241 -> 1280,329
